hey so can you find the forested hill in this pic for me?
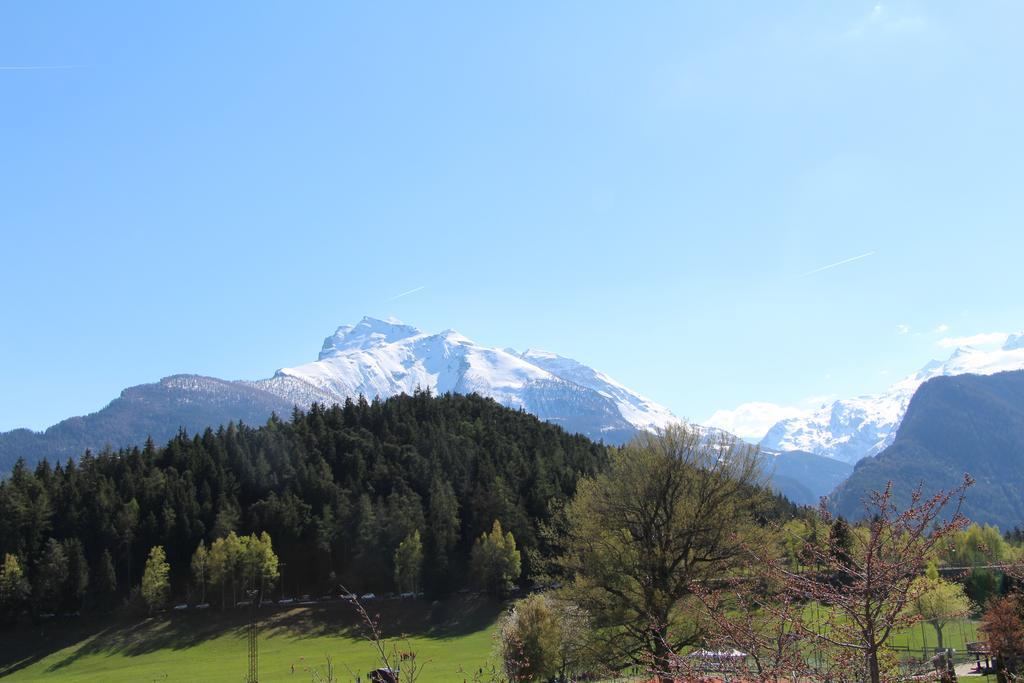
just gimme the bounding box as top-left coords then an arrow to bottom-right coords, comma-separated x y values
0,375 -> 297,474
830,370 -> 1024,526
0,392 -> 609,611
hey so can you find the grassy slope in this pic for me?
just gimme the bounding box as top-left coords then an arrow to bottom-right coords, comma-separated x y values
0,596 -> 503,682
0,596 -> 986,682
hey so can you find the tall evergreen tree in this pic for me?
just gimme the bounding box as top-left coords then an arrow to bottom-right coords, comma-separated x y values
33,538 -> 68,614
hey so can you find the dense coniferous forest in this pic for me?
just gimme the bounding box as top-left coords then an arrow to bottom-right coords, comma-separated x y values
0,392 -> 611,614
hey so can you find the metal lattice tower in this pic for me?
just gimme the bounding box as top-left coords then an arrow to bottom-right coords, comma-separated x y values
246,589 -> 259,683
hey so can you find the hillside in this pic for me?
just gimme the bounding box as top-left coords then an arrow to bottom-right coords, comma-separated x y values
762,449 -> 853,506
761,335 -> 1024,464
0,392 -> 610,608
0,317 -> 677,472
0,375 -> 296,473
829,370 -> 1024,526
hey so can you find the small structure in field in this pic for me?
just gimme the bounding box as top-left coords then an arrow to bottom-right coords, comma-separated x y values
966,641 -> 991,671
369,667 -> 399,683
682,648 -> 747,679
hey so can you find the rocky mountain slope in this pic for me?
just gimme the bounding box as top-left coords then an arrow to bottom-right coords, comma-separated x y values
762,334 -> 1024,464
0,318 -> 678,471
0,375 -> 296,472
829,369 -> 1024,526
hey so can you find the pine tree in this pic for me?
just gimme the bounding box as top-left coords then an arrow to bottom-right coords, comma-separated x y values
62,539 -> 89,611
427,477 -> 460,591
34,538 -> 68,614
92,549 -> 117,609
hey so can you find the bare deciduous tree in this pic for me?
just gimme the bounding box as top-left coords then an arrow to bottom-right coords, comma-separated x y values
751,477 -> 973,683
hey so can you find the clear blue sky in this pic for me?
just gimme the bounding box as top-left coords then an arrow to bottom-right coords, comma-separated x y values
2,2 -> 1023,434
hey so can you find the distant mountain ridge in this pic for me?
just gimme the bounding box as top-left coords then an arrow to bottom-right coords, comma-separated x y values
253,317 -> 677,440
0,317 -> 678,471
829,370 -> 1024,527
761,335 -> 1024,464
0,375 -> 296,472
760,448 -> 853,506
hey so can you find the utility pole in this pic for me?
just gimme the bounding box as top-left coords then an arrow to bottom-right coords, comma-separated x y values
246,588 -> 259,683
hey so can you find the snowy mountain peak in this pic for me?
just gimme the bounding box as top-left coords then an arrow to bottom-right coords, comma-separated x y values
520,348 -> 560,361
260,319 -> 679,443
761,337 -> 1024,464
1004,333 -> 1024,351
319,317 -> 422,358
948,346 -> 979,359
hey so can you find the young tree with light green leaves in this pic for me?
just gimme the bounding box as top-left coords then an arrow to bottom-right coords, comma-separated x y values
208,532 -> 242,609
471,520 -> 521,597
394,530 -> 423,595
0,553 -> 30,617
205,532 -> 279,608
241,531 -> 279,602
499,593 -> 592,682
907,561 -> 973,650
191,541 -> 209,604
140,545 -> 170,613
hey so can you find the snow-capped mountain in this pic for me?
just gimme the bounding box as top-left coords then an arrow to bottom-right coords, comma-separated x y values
761,334 -> 1024,464
251,316 -> 678,442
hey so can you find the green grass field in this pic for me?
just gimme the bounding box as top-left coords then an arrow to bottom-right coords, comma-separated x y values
800,601 -> 983,656
0,597 -> 989,682
0,597 -> 505,682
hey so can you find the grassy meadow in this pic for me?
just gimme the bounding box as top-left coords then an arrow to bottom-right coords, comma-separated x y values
0,596 -> 504,682
0,595 -> 990,682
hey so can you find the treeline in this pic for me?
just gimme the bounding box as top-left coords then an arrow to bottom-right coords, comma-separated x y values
0,391 -> 609,616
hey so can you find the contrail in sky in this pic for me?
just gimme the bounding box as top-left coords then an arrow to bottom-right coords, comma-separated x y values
801,250 -> 876,277
387,285 -> 426,301
0,65 -> 86,70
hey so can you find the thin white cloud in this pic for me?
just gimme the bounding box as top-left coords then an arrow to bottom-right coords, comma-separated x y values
704,402 -> 809,441
386,285 -> 426,301
933,323 -> 950,334
897,324 -> 910,335
800,250 -> 876,277
937,332 -> 1008,349
844,3 -> 927,39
